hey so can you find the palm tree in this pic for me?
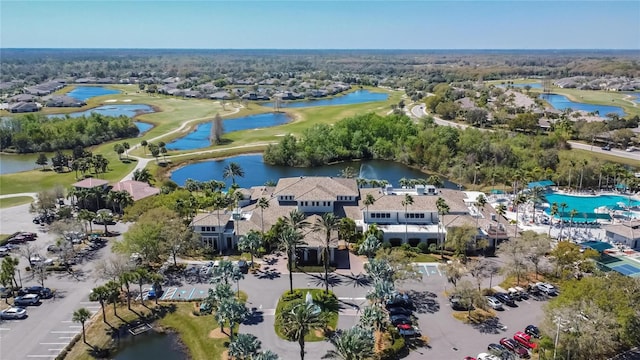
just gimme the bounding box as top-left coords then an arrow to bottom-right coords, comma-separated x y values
528,186 -> 547,224
228,333 -> 262,360
77,209 -> 96,233
278,302 -> 327,360
119,271 -> 135,310
132,268 -> 149,306
285,209 -> 309,231
116,191 -> 134,214
365,280 -> 396,306
323,326 -> 374,360
257,197 -> 270,234
567,159 -> 576,189
238,231 -> 263,267
363,194 -> 375,219
89,285 -> 110,326
105,280 -> 121,319
401,194 -> 414,244
72,308 -> 92,346
223,162 -> 245,185
475,194 -> 487,245
358,306 -> 387,353
549,202 -> 559,238
254,351 -> 280,360
215,298 -> 248,342
133,168 -> 154,185
95,209 -> 113,235
140,140 -> 148,155
436,197 -> 450,260
278,227 -> 306,294
513,193 -> 527,238
579,159 -> 588,190
312,212 -> 340,294
559,202 -> 568,240
568,209 -> 579,239
211,259 -> 236,285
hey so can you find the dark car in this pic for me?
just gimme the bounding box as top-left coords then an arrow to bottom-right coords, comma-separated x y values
488,343 -> 509,356
494,293 -> 516,307
601,145 -> 611,151
390,314 -> 412,326
387,306 -> 412,316
524,325 -> 540,339
397,326 -> 419,337
386,293 -> 413,309
25,286 -> 53,299
500,337 -> 530,358
237,260 -> 249,274
0,287 -> 12,298
450,295 -> 473,311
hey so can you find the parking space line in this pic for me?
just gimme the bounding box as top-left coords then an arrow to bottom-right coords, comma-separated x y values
0,328 -> 10,331
187,288 -> 196,300
48,348 -> 64,351
422,265 -> 429,276
161,287 -> 177,300
58,336 -> 75,339
61,320 -> 73,323
69,325 -> 82,329
51,331 -> 78,334
40,343 -> 68,345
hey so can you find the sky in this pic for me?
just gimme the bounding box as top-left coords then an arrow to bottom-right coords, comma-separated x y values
1,1 -> 639,49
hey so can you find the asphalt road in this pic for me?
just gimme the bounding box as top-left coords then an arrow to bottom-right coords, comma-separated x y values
0,203 -> 129,360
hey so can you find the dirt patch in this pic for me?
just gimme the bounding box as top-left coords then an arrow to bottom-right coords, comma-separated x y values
314,329 -> 324,338
208,328 -> 228,339
221,350 -> 229,360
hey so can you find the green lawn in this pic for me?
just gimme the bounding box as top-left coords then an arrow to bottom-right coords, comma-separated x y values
274,288 -> 339,342
0,196 -> 33,208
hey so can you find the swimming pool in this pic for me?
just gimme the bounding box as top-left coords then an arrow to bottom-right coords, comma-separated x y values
544,192 -> 640,222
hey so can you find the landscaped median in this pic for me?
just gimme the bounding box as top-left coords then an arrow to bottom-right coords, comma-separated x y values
274,288 -> 339,342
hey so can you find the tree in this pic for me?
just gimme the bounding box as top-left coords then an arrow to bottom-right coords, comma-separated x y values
558,202 -> 568,239
401,194 -> 414,244
512,193 -> 527,238
363,193 -> 376,217
0,257 -> 20,293
140,140 -> 148,155
113,143 -> 125,160
122,142 -> 130,159
132,267 -> 149,306
528,186 -> 547,225
278,302 -> 328,360
238,231 -> 263,267
278,227 -> 306,294
549,202 -> 559,238
359,305 -> 388,333
215,297 -> 248,342
312,212 -> 340,294
467,258 -> 490,291
475,194 -> 487,248
133,168 -> 154,185
204,283 -> 234,311
223,162 -> 244,185
104,280 -> 121,318
522,231 -> 551,279
498,236 -> 528,285
445,225 -> 476,262
18,242 -> 41,267
323,326 -> 375,360
72,308 -> 92,346
254,350 -> 280,360
228,333 -> 261,360
451,279 -> 485,318
89,285 -> 111,326
436,197 -> 450,260
36,153 -> 48,170
119,271 -> 136,310
439,260 -> 466,288
95,209 -> 113,235
211,113 -> 224,145
257,197 -> 270,234
568,209 -> 579,240
358,234 -> 381,259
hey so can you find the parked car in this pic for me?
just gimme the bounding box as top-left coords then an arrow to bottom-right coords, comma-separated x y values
390,314 -> 412,326
477,353 -> 501,360
601,145 -> 611,151
237,260 -> 249,273
487,343 -> 508,356
25,286 -> 53,299
396,323 -> 412,330
450,295 -> 473,311
464,357 -> 477,360
535,282 -> 558,296
524,325 -> 541,339
0,287 -> 12,298
486,296 -> 504,310
0,248 -> 9,257
386,293 -> 413,309
507,287 -> 523,301
0,306 -> 27,320
514,331 -> 537,349
494,292 -> 516,307
500,337 -> 530,358
14,293 -> 40,306
514,286 -> 529,300
387,306 -> 413,316
147,284 -> 163,300
397,326 -> 419,337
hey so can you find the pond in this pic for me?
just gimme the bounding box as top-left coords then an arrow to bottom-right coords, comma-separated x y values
48,104 -> 155,119
262,90 -> 388,108
66,86 -> 121,101
113,332 -> 187,360
540,93 -> 625,118
0,153 -> 39,174
498,82 -> 542,89
170,154 -> 458,189
166,112 -> 290,150
135,121 -> 154,134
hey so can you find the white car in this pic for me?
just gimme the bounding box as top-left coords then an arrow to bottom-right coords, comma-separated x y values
535,282 -> 558,295
477,352 -> 501,360
486,296 -> 504,310
0,306 -> 27,319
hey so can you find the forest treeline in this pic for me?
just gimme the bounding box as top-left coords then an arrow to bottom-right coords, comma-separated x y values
264,113 -> 639,191
0,113 -> 139,153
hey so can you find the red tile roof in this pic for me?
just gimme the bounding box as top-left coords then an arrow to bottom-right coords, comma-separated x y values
72,178 -> 109,189
111,180 -> 160,201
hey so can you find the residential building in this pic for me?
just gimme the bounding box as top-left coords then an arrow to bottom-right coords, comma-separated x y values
604,220 -> 640,250
110,180 -> 160,201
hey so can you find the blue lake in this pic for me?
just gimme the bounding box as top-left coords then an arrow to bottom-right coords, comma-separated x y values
262,90 -> 388,108
48,104 -> 155,119
540,93 -> 625,118
167,113 -> 290,150
66,86 -> 121,101
0,153 -> 39,174
624,92 -> 640,103
499,82 -> 542,89
135,122 -> 154,134
170,154 -> 456,189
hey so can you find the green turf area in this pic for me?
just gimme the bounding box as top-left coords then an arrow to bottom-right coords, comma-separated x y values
0,196 -> 33,208
274,288 -> 339,342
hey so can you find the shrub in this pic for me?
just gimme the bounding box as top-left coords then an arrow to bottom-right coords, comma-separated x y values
282,289 -> 303,302
313,291 -> 338,311
380,327 -> 406,360
382,241 -> 392,249
55,349 -> 68,360
417,242 -> 430,254
428,243 -> 438,253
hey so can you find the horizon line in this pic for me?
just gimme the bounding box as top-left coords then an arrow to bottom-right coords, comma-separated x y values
2,47 -> 639,51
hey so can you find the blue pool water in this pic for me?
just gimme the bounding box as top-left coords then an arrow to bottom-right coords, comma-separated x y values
262,90 -> 388,108
544,192 -> 640,222
48,104 -> 155,119
66,86 -> 121,101
166,113 -> 290,150
540,93 -> 625,118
